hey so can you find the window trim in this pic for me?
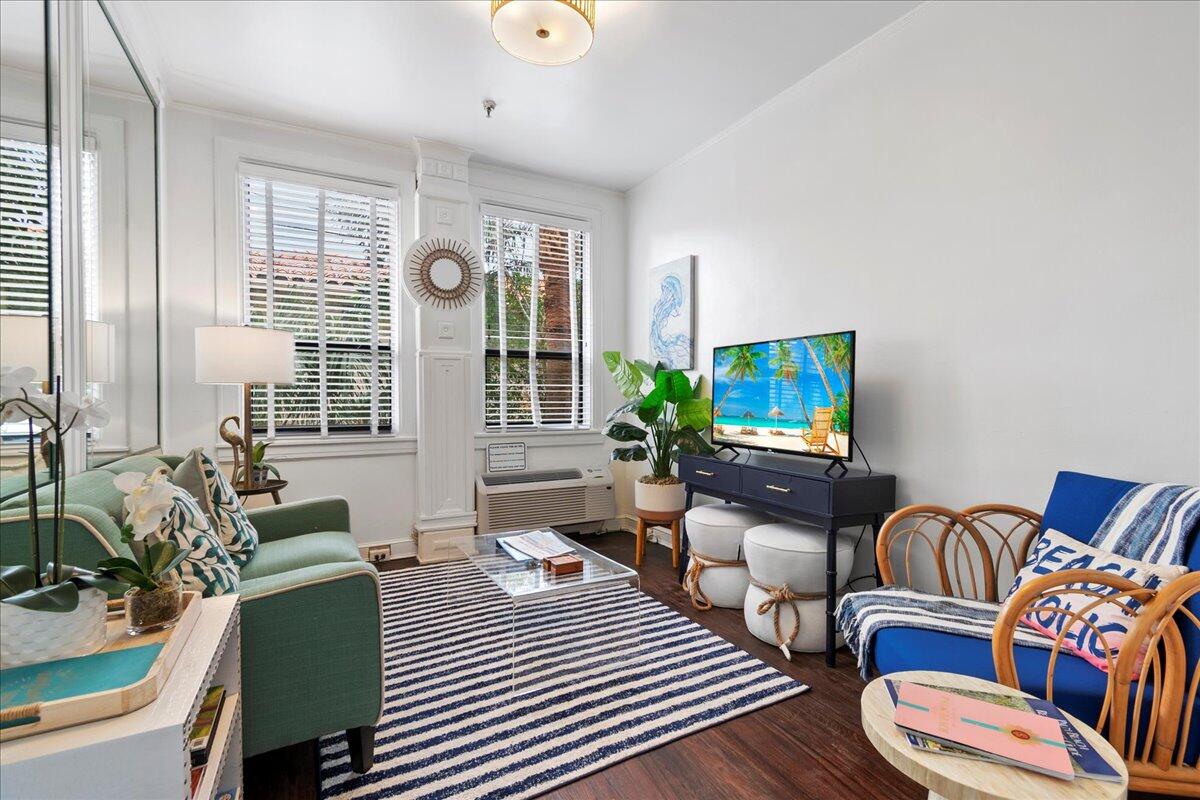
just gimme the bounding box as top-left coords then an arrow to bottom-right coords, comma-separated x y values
212,136 -> 417,457
239,169 -> 400,438
478,203 -> 594,433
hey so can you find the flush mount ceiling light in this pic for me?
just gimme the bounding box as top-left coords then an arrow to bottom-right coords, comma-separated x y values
491,0 -> 595,66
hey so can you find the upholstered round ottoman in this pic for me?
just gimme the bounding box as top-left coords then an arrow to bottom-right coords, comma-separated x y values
742,523 -> 856,659
682,503 -> 774,610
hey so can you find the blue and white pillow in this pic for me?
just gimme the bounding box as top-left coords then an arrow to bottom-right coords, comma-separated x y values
175,447 -> 258,569
151,485 -> 240,597
1001,528 -> 1187,674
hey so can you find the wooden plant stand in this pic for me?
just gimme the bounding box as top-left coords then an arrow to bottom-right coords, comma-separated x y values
635,507 -> 686,568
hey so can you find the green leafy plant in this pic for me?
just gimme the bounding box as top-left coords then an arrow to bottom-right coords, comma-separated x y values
602,352 -> 715,482
235,439 -> 280,483
0,564 -> 126,612
96,532 -> 190,593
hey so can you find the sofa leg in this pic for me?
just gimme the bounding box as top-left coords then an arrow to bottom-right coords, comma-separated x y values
347,725 -> 375,773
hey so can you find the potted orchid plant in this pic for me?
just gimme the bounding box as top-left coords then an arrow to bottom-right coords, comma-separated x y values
104,469 -> 190,634
0,366 -> 119,667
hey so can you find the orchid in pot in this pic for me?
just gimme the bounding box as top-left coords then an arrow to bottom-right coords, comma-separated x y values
602,353 -> 715,514
0,367 -> 119,667
102,469 -> 190,634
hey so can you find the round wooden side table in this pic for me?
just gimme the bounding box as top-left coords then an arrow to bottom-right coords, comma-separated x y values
235,478 -> 288,506
634,507 -> 685,568
861,670 -> 1127,800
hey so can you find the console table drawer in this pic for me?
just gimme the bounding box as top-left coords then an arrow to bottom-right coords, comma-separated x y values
742,467 -> 827,513
681,457 -> 740,494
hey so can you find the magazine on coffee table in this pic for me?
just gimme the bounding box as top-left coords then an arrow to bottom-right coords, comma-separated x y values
884,679 -> 1121,783
497,530 -> 575,562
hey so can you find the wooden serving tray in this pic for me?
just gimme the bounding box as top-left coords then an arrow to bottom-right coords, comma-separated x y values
0,591 -> 202,741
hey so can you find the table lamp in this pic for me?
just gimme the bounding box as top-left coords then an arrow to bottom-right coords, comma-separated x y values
194,325 -> 295,488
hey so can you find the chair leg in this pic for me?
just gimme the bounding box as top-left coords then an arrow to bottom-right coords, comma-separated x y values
347,725 -> 375,773
670,519 -> 680,568
635,517 -> 646,566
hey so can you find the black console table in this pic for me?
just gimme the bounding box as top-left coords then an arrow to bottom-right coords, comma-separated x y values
677,452 -> 896,667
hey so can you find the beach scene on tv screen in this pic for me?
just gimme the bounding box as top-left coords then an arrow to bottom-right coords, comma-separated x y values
712,332 -> 853,458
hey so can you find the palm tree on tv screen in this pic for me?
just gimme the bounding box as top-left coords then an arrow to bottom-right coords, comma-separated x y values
818,333 -> 853,401
713,345 -> 759,416
801,337 -> 837,407
768,339 -> 811,425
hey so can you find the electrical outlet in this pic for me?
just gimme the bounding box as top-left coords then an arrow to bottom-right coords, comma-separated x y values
366,545 -> 391,563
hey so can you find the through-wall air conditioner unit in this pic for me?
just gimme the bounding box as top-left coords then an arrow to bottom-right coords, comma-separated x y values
476,467 -> 615,534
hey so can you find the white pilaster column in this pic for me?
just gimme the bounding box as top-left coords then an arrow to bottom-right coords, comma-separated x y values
411,139 -> 477,560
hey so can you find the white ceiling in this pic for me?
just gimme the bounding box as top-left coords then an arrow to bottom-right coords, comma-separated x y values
121,0 -> 918,191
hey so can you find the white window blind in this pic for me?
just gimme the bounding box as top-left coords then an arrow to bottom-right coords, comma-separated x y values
482,207 -> 591,429
0,137 -> 51,316
242,172 -> 399,436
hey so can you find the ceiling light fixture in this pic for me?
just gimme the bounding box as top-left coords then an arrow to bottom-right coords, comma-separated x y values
490,0 -> 595,66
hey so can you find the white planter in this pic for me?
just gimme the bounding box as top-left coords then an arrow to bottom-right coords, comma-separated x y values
0,587 -> 108,668
635,479 -> 687,514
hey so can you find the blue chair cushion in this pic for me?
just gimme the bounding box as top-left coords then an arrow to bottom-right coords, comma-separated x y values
873,626 -> 1200,765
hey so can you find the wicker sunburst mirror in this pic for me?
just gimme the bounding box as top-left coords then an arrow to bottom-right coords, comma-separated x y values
402,236 -> 482,309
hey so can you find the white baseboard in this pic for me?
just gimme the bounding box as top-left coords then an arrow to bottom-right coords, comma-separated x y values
615,513 -> 674,549
356,536 -> 416,563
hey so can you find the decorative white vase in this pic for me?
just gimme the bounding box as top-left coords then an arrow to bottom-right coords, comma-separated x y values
634,479 -> 687,514
0,587 -> 109,668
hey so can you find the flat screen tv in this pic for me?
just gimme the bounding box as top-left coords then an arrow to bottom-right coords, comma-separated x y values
711,330 -> 855,461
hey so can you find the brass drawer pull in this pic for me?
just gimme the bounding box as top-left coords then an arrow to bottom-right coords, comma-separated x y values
765,484 -> 792,494
695,469 -> 716,477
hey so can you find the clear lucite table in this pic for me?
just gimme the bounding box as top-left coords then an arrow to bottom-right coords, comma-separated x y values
451,529 -> 642,695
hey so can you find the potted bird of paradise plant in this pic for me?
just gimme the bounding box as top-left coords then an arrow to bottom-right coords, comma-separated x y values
602,352 -> 715,513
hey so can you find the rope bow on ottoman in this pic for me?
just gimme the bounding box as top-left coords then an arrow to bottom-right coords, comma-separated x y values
682,503 -> 772,610
748,577 -> 825,660
742,523 -> 857,660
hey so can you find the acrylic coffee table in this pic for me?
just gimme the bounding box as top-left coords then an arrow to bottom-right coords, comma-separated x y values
451,529 -> 642,694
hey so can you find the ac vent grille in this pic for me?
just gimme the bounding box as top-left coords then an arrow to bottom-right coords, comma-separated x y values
480,469 -> 582,486
485,487 -> 587,531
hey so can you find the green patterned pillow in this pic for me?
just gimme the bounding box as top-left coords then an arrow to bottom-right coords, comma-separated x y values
174,447 -> 259,569
151,484 -> 239,596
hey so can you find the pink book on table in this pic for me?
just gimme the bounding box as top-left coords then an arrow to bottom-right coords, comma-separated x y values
893,682 -> 1075,781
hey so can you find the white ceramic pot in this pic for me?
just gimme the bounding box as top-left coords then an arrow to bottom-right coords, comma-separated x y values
0,587 -> 109,668
635,479 -> 687,514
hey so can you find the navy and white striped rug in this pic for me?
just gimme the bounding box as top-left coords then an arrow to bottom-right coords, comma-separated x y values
318,560 -> 809,800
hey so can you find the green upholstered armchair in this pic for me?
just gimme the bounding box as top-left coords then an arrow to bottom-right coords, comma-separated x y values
0,454 -> 383,771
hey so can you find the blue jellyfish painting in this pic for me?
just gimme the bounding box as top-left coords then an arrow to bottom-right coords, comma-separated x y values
648,257 -> 694,368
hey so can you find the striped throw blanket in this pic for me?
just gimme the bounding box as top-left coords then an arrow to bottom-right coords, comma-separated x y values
837,482 -> 1199,680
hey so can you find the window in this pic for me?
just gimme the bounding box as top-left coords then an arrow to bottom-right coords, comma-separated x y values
241,171 -> 399,437
481,206 -> 591,430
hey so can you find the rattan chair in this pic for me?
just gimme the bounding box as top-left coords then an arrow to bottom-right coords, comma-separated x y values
866,472 -> 1199,797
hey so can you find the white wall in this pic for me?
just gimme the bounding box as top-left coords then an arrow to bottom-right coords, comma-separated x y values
162,107 -> 626,552
625,0 -> 1200,524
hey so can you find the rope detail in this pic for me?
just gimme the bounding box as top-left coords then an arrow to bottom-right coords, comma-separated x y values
0,702 -> 41,725
748,577 -> 824,661
682,550 -> 747,611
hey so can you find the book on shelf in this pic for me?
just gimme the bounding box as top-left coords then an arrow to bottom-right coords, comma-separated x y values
215,786 -> 241,800
189,684 -> 226,767
884,679 -> 1122,783
892,681 -> 1075,781
190,765 -> 204,798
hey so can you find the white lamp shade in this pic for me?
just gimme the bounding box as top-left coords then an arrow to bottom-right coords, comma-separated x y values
194,326 -> 295,385
86,320 -> 116,384
0,314 -> 50,380
491,0 -> 595,66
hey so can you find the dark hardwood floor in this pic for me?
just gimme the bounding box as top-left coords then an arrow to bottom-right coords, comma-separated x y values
244,532 -> 1146,800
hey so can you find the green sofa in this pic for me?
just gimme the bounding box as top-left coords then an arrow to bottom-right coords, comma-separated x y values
0,454 -> 383,770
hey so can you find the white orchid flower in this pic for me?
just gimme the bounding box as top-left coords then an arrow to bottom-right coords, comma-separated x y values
113,468 -> 176,540
37,391 -> 111,440
0,367 -> 47,425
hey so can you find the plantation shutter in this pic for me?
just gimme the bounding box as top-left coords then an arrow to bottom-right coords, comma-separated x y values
242,172 -> 399,436
0,137 -> 51,316
481,206 -> 591,430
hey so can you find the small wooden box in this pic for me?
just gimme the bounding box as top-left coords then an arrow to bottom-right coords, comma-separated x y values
542,554 -> 583,576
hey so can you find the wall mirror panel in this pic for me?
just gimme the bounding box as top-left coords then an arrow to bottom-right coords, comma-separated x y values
0,0 -> 160,499
0,0 -> 53,496
82,0 -> 160,467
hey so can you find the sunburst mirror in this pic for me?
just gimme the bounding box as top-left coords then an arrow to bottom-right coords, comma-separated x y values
402,236 -> 482,309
